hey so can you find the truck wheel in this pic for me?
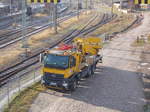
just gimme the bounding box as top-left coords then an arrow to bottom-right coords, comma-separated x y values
91,64 -> 96,75
86,66 -> 92,77
77,73 -> 82,80
70,79 -> 78,91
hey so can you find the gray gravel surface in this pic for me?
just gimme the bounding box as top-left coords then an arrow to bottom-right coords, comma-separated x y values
29,12 -> 150,112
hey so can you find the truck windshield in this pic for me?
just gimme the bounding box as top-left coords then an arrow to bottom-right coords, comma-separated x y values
44,54 -> 69,69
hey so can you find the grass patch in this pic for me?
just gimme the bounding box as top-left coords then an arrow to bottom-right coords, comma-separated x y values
89,5 -> 137,38
91,13 -> 136,37
132,38 -> 146,47
4,82 -> 46,112
132,35 -> 150,47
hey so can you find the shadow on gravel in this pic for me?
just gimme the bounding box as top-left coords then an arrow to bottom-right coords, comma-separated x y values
141,74 -> 150,111
61,66 -> 145,112
143,76 -> 150,102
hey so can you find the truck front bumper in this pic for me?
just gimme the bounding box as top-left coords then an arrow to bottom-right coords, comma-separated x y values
41,77 -> 70,90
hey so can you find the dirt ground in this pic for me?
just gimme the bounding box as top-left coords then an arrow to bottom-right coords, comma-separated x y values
28,13 -> 150,112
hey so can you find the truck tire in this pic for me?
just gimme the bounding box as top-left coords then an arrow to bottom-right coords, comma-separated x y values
70,78 -> 78,91
77,73 -> 82,80
91,64 -> 96,75
86,66 -> 92,77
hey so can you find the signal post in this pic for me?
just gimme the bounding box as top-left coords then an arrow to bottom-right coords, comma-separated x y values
29,0 -> 60,34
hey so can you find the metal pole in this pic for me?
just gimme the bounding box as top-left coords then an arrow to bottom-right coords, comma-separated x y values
10,0 -> 12,16
33,67 -> 36,82
69,0 -> 72,8
21,0 -> 28,55
18,76 -> 21,93
7,80 -> 10,108
120,0 -> 122,9
86,0 -> 88,14
90,0 -> 92,9
77,0 -> 79,19
14,0 -> 19,26
111,0 -> 114,16
50,3 -> 53,23
53,3 -> 57,34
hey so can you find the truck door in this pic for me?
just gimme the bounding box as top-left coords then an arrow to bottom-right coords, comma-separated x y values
69,56 -> 76,75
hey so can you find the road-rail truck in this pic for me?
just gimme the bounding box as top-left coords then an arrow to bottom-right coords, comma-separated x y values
40,37 -> 103,91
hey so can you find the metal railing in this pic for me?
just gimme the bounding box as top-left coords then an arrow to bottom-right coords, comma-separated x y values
0,65 -> 42,111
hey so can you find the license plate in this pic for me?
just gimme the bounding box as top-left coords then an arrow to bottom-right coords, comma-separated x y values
50,82 -> 57,86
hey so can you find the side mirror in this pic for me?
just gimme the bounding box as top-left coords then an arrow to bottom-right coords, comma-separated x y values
39,53 -> 43,63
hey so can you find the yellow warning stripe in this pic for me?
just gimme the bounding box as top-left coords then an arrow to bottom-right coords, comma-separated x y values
134,0 -> 139,4
54,0 -> 57,4
141,0 -> 145,4
47,0 -> 51,3
28,0 -> 59,3
134,0 -> 150,4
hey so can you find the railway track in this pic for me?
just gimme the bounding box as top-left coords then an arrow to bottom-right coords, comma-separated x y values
110,15 -> 143,37
0,10 -> 77,49
0,17 -> 52,42
0,13 -> 116,87
0,7 -> 70,40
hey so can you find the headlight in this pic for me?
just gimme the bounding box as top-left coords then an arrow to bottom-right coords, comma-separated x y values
62,81 -> 68,88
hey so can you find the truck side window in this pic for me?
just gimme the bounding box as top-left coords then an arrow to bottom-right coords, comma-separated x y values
70,56 -> 76,67
70,57 -> 73,68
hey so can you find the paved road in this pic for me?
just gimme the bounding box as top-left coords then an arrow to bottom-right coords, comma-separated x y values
29,13 -> 150,112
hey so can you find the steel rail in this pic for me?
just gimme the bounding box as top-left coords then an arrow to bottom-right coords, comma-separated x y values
0,10 -> 77,49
